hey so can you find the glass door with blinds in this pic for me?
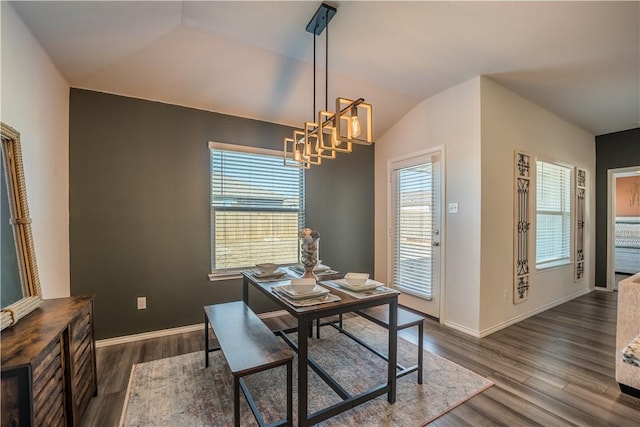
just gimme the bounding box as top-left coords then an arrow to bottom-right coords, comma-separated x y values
389,151 -> 442,318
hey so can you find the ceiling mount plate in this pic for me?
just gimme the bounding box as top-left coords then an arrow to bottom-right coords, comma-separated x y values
306,3 -> 337,35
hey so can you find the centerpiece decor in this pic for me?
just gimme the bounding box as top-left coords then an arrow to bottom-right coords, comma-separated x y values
299,228 -> 320,279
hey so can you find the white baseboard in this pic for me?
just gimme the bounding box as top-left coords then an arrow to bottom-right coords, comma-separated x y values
442,320 -> 481,338
96,309 -> 290,348
444,288 -> 593,338
479,288 -> 593,338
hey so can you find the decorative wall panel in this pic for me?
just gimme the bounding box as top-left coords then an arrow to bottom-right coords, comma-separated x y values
514,151 -> 531,303
575,168 -> 586,281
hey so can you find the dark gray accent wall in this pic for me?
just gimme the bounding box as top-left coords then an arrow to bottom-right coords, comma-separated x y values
306,144 -> 374,275
594,128 -> 640,286
70,89 -> 374,339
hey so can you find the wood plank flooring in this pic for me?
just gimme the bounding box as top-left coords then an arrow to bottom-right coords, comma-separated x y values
81,290 -> 640,426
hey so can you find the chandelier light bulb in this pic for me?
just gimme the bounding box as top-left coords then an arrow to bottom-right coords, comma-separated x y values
350,115 -> 361,138
331,126 -> 341,146
350,106 -> 361,138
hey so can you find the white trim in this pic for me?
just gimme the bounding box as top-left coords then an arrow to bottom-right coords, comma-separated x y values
607,165 -> 640,290
96,309 -> 290,348
442,320 -> 481,338
208,273 -> 242,282
208,141 -> 283,158
446,288 -> 593,338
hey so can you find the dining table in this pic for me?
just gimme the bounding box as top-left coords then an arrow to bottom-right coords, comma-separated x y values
242,269 -> 400,426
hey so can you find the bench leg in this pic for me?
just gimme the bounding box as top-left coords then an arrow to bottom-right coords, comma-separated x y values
234,375 -> 240,427
204,314 -> 209,368
287,360 -> 293,426
417,321 -> 424,384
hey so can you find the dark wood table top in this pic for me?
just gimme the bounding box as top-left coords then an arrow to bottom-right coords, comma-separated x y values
243,272 -> 399,317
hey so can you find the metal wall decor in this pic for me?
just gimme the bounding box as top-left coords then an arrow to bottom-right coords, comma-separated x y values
514,150 -> 531,304
575,168 -> 586,281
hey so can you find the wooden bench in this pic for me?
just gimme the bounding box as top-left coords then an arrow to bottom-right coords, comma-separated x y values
204,301 -> 293,427
318,306 -> 425,384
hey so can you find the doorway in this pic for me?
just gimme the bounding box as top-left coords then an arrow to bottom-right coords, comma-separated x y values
607,166 -> 640,290
388,149 -> 443,319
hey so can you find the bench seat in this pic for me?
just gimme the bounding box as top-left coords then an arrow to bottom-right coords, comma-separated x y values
204,301 -> 293,427
355,306 -> 425,384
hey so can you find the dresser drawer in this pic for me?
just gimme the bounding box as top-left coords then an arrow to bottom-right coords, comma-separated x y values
32,336 -> 66,427
69,300 -> 96,422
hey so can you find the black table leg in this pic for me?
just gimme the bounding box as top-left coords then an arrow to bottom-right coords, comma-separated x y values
298,316 -> 309,427
418,321 -> 424,384
286,360 -> 293,426
243,276 -> 249,304
387,299 -> 398,404
233,375 -> 240,427
204,312 -> 209,368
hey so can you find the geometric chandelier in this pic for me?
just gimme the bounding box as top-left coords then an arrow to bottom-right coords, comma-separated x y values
284,3 -> 373,169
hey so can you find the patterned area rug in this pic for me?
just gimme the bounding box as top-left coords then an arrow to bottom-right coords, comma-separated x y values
120,317 -> 492,426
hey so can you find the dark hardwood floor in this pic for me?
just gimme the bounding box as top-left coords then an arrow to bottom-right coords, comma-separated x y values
82,290 -> 640,426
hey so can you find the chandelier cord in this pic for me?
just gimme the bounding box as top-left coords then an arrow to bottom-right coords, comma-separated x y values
313,31 -> 316,122
325,7 -> 329,111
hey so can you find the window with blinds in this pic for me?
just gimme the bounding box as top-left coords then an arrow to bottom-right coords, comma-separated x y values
210,143 -> 304,273
392,159 -> 435,300
536,160 -> 572,269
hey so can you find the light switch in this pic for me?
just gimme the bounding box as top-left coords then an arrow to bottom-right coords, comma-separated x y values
448,202 -> 459,214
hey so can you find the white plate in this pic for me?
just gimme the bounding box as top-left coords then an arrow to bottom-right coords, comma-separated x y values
334,278 -> 384,292
275,284 -> 329,299
251,269 -> 286,279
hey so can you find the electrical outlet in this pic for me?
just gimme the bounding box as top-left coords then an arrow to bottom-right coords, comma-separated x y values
448,202 -> 459,214
137,296 -> 147,310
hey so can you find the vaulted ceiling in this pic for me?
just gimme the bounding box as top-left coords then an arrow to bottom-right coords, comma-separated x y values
10,1 -> 640,137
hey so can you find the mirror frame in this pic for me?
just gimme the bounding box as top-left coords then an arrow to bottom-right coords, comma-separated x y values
1,122 -> 42,330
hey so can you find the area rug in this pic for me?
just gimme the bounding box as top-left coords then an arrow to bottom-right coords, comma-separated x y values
119,317 -> 492,426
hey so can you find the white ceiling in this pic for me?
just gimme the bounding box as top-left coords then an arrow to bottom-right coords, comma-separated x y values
10,1 -> 640,137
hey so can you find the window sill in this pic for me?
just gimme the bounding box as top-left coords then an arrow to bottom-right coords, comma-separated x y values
536,260 -> 571,272
208,272 -> 243,282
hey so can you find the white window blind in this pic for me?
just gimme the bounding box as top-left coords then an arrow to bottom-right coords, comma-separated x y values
210,145 -> 304,272
393,161 -> 435,299
536,160 -> 572,269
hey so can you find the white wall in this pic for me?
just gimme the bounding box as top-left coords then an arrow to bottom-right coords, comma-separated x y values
1,3 -> 70,298
376,75 -> 596,337
479,76 -> 595,334
375,77 -> 483,333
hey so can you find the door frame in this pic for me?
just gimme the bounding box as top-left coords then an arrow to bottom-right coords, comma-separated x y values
386,146 -> 446,322
606,165 -> 640,290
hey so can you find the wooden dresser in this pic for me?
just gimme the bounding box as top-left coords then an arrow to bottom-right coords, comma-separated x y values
1,296 -> 97,426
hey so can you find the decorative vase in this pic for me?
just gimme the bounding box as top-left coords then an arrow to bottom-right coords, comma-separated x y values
299,228 -> 320,279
